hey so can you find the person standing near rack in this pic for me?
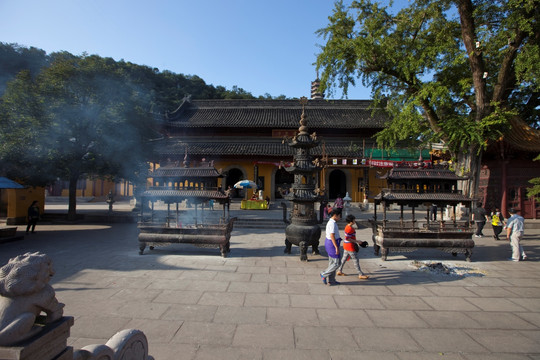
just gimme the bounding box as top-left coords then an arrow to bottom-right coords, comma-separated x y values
26,201 -> 40,234
472,202 -> 488,237
491,207 -> 505,240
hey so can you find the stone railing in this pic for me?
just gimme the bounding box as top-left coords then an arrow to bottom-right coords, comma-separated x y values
73,328 -> 153,360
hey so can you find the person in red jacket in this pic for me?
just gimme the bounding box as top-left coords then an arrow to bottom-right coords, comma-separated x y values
336,215 -> 369,280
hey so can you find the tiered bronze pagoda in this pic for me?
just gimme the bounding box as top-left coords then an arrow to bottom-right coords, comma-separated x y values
283,97 -> 324,261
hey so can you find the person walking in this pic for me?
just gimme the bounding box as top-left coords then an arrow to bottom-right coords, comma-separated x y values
431,204 -> 438,221
505,208 -> 527,261
25,200 -> 40,234
320,208 -> 342,286
323,204 -> 332,220
333,194 -> 344,210
491,208 -> 505,240
336,215 -> 369,280
472,202 -> 488,237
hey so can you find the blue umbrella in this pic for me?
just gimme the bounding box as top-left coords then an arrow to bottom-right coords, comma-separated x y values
234,180 -> 258,200
234,180 -> 258,189
0,177 -> 25,189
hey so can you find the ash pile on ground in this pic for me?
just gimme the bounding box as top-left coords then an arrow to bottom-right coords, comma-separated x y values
411,260 -> 487,277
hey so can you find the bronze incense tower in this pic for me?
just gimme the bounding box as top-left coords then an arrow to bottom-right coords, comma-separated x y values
283,97 -> 323,261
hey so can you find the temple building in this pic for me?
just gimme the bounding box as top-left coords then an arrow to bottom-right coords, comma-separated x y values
6,81 -> 536,223
151,82 -> 431,204
480,117 -> 540,219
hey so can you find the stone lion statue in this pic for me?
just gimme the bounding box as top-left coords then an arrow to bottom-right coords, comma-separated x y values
0,252 -> 64,346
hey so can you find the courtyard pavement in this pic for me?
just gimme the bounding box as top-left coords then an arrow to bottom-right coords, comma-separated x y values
0,199 -> 539,359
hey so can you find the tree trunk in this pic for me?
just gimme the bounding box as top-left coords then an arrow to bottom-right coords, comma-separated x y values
455,144 -> 482,200
67,173 -> 79,221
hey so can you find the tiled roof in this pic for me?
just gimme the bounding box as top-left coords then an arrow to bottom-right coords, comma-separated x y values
154,137 -> 377,158
151,166 -> 222,178
161,99 -> 388,129
503,117 -> 540,152
375,192 -> 472,203
383,167 -> 466,180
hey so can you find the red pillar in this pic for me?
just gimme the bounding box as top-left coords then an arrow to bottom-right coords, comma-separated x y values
501,160 -> 508,218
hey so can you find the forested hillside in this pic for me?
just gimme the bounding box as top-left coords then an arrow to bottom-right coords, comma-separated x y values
0,42 -> 285,112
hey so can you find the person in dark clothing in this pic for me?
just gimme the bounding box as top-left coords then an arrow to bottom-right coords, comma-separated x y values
26,201 -> 40,234
472,202 -> 488,237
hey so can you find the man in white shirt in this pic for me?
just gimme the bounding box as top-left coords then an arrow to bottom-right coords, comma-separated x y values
320,208 -> 342,285
506,208 -> 527,261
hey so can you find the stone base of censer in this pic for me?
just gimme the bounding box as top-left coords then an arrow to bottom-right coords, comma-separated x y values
284,223 -> 321,261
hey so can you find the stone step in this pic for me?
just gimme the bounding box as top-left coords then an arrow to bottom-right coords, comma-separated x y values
234,219 -> 286,229
233,218 -> 332,230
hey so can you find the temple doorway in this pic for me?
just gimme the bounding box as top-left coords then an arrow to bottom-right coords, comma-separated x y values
329,169 -> 346,200
225,168 -> 244,198
274,167 -> 294,199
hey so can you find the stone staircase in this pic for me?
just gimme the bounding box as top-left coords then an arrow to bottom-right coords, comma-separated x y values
232,217 -> 342,230
233,218 -> 287,229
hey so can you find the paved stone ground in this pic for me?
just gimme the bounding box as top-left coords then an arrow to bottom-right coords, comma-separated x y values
0,199 -> 539,359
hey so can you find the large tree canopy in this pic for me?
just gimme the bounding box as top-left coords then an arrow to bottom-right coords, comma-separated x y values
316,0 -> 539,197
0,43 -> 48,95
0,43 -> 289,219
0,53 -> 157,219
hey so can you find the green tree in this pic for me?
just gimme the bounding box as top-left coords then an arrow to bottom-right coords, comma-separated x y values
0,53 -> 156,219
316,0 -> 539,197
0,70 -> 53,184
0,42 -> 49,95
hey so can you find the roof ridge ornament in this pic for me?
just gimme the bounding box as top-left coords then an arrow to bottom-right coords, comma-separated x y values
298,96 -> 308,135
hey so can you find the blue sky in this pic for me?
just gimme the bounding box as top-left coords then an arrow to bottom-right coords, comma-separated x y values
0,0 -> 384,100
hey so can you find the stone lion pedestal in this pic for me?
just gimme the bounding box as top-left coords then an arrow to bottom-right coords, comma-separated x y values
0,316 -> 74,360
0,252 -> 153,360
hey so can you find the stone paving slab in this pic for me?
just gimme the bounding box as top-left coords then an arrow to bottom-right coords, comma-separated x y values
0,211 -> 538,359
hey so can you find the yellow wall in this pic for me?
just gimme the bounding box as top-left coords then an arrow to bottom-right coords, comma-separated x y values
6,187 -> 45,224
369,167 -> 389,200
59,178 -> 133,197
212,160 -> 276,199
147,159 -> 389,203
322,166 -> 389,203
214,160 -> 392,202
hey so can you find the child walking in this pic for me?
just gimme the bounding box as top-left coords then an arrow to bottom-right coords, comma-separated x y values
336,215 -> 369,280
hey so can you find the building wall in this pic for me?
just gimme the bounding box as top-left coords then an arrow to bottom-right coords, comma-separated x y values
6,187 -> 45,225
480,158 -> 540,218
147,157 -> 392,204
215,161 -> 275,200
58,178 -> 133,197
212,159 -> 390,203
